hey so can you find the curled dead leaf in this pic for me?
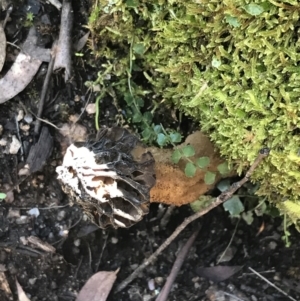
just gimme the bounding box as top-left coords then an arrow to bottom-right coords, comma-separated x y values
76,270 -> 118,301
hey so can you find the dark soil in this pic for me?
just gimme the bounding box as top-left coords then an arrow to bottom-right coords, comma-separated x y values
0,1 -> 300,301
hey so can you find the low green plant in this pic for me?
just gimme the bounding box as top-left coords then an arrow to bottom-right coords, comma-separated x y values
0,193 -> 6,200
24,12 -> 34,27
171,144 -> 230,182
87,0 -> 300,229
190,180 -> 293,245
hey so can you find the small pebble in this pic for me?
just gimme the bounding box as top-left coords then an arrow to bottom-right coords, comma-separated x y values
29,278 -> 37,285
20,236 -> 28,245
0,138 -> 7,146
18,166 -> 30,176
86,103 -> 96,114
20,123 -> 30,132
57,210 -> 66,221
143,294 -> 152,301
28,208 -> 40,217
74,239 -> 80,247
148,279 -> 155,291
130,264 -> 138,270
24,114 -> 33,123
17,110 -> 24,121
111,237 -> 118,244
16,216 -> 30,224
155,277 -> 164,285
7,208 -> 20,218
9,135 -> 21,154
268,241 -> 277,250
59,229 -> 69,237
74,95 -> 81,102
251,295 -> 258,301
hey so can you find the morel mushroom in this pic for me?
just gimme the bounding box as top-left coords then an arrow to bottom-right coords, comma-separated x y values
56,127 -> 156,229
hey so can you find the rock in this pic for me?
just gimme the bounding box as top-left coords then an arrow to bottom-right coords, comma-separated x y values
17,109 -> 24,121
9,135 -> 21,154
86,103 -> 96,114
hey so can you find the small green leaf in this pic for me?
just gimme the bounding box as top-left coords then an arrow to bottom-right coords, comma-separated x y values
136,97 -> 144,107
255,202 -> 267,216
170,132 -> 182,143
153,125 -> 162,134
0,193 -> 6,200
243,4 -> 264,16
197,157 -> 210,168
223,196 -> 245,216
204,171 -> 216,185
126,0 -> 139,7
172,149 -> 182,164
124,93 -> 133,105
143,112 -> 153,123
157,133 -> 167,146
190,196 -> 214,212
182,145 -> 195,157
212,57 -> 221,68
225,15 -> 240,28
242,211 -> 254,225
190,200 -> 203,212
217,179 -> 230,192
217,162 -> 230,175
142,128 -> 152,140
185,162 -> 196,177
132,111 -> 142,123
133,43 -> 146,55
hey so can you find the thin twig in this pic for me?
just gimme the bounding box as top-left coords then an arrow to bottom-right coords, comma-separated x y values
95,233 -> 108,272
156,226 -> 201,301
223,292 -> 246,301
160,205 -> 176,228
217,218 -> 240,264
248,267 -> 297,301
15,116 -> 24,161
34,42 -> 57,135
115,148 -> 270,293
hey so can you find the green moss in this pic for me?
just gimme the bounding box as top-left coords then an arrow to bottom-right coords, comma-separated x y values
88,0 -> 300,227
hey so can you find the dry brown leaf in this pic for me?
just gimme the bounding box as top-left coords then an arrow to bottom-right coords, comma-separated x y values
16,279 -> 31,301
76,270 -> 118,301
0,23 -> 6,72
196,265 -> 243,283
0,272 -> 12,299
0,27 -> 44,104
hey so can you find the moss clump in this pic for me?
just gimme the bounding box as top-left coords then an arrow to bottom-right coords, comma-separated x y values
88,0 -> 300,227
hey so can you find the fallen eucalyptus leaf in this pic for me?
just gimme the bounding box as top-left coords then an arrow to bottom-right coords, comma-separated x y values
76,270 -> 118,301
196,265 -> 243,283
0,27 -> 51,104
16,279 -> 31,301
0,23 -> 6,72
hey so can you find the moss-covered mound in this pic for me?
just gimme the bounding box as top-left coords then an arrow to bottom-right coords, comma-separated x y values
88,0 -> 300,226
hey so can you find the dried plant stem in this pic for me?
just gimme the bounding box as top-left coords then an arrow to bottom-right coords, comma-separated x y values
115,148 -> 269,293
34,44 -> 56,135
248,267 -> 297,301
156,226 -> 201,301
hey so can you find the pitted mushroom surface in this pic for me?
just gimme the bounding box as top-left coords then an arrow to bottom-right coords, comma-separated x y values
56,127 -> 156,228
